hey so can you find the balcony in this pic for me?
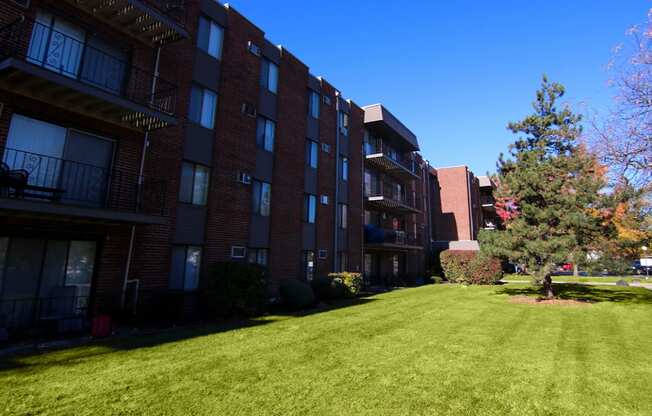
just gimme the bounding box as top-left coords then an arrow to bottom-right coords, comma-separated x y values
364,226 -> 423,250
56,0 -> 189,45
1,147 -> 167,224
0,16 -> 178,131
364,181 -> 420,214
364,146 -> 419,183
480,195 -> 495,211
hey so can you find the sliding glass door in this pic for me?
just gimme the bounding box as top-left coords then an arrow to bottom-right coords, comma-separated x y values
0,237 -> 96,329
4,114 -> 114,207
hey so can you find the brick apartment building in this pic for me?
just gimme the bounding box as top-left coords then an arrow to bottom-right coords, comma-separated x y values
0,0 -> 491,340
427,165 -> 497,257
362,104 -> 427,286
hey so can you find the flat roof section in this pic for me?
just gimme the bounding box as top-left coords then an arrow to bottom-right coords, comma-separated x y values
363,104 -> 419,152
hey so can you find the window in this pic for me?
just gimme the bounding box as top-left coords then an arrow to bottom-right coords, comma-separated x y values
260,59 -> 278,94
231,246 -> 246,259
304,251 -> 315,281
170,246 -> 202,291
197,16 -> 224,59
338,204 -> 348,229
338,252 -> 348,272
189,85 -> 218,129
256,117 -> 275,152
341,157 -> 349,181
305,139 -> 318,169
248,248 -> 268,266
304,194 -> 317,224
252,180 -> 272,216
308,90 -> 320,119
179,162 -> 209,205
339,112 -> 349,135
392,254 -> 400,277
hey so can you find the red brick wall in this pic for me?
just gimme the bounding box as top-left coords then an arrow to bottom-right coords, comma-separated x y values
315,80 -> 338,278
347,102 -> 364,273
433,166 -> 473,241
203,7 -> 264,265
269,48 -> 308,283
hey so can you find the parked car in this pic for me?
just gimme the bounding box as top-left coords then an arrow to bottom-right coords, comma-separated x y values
632,260 -> 652,275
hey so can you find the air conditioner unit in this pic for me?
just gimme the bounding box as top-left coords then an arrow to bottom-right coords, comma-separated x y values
339,127 -> 349,136
231,246 -> 247,259
320,195 -> 329,205
322,95 -> 331,105
321,143 -> 331,153
248,41 -> 261,57
318,250 -> 328,260
237,172 -> 252,185
241,102 -> 257,117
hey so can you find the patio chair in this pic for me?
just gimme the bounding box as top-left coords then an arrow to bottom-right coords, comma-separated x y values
0,161 -> 65,201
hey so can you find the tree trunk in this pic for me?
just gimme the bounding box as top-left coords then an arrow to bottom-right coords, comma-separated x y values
573,263 -> 579,278
543,274 -> 554,299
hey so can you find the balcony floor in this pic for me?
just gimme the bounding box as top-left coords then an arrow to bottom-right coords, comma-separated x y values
0,58 -> 177,131
0,196 -> 165,225
56,0 -> 189,46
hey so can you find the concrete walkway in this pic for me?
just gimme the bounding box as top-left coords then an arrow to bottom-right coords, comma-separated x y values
502,279 -> 652,290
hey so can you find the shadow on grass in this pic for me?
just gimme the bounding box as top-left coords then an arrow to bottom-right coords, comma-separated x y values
0,296 -> 377,373
496,284 -> 652,305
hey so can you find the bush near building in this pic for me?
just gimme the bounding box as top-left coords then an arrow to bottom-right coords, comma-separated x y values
280,279 -> 316,310
328,272 -> 363,297
202,262 -> 267,317
440,250 -> 503,284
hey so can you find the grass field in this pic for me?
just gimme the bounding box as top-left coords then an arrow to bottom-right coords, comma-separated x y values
502,274 -> 651,284
2,284 -> 652,415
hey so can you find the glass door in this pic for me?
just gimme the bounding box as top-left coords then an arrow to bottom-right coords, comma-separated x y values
28,11 -> 85,79
61,130 -> 114,207
5,114 -> 67,190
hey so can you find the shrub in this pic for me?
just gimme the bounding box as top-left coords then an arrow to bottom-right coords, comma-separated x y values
440,250 -> 502,285
312,276 -> 345,301
202,262 -> 267,317
328,272 -> 363,297
431,275 -> 444,284
280,279 -> 315,310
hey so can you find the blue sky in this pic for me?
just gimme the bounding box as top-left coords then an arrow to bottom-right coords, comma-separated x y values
229,0 -> 650,175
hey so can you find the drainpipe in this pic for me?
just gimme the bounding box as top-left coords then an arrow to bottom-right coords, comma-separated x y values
466,168 -> 475,241
121,46 -> 161,307
332,92 -> 341,272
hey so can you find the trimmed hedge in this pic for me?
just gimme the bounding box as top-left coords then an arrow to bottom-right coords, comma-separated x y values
440,250 -> 502,285
328,272 -> 363,297
280,279 -> 315,310
202,262 -> 267,317
312,276 -> 345,301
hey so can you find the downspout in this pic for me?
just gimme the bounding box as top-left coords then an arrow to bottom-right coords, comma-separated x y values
332,92 -> 341,272
466,168 -> 475,241
360,129 -> 365,276
121,46 -> 161,307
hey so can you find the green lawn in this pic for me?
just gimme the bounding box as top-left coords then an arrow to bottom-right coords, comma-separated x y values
503,274 -> 651,284
2,284 -> 652,416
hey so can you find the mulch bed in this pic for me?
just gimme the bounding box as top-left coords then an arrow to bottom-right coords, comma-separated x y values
508,295 -> 592,306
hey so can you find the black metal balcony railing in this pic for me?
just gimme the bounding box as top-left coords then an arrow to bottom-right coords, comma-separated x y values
0,295 -> 90,332
480,195 -> 495,206
365,226 -> 423,247
0,16 -> 177,116
1,148 -> 167,216
365,181 -> 418,208
364,141 -> 418,174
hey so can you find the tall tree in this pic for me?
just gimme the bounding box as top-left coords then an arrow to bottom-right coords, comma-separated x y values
480,76 -> 608,298
590,10 -> 652,188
